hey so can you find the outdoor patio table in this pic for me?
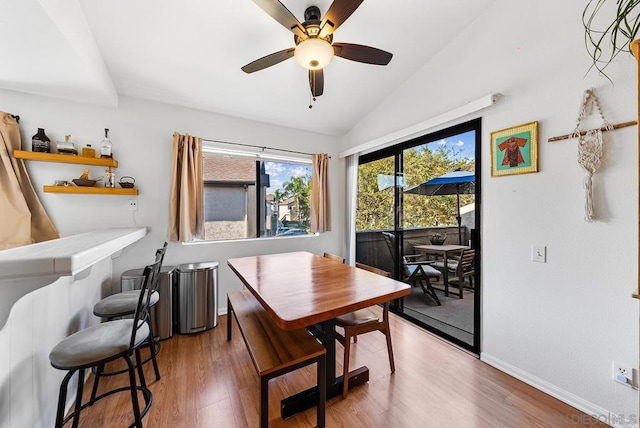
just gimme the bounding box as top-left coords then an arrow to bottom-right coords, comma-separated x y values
227,251 -> 410,419
413,244 -> 469,297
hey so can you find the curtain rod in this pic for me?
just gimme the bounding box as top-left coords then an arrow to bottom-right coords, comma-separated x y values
201,138 -> 330,158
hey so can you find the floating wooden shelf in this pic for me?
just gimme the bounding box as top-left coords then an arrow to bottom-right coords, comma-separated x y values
13,150 -> 118,167
43,185 -> 138,195
633,290 -> 639,300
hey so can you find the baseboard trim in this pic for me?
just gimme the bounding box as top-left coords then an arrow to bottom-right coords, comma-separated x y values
481,353 -> 638,428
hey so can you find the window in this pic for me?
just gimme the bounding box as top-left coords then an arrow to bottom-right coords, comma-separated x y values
202,149 -> 313,241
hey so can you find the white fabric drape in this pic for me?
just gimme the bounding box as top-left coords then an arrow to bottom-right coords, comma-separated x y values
168,133 -> 204,242
345,153 -> 359,265
311,153 -> 331,233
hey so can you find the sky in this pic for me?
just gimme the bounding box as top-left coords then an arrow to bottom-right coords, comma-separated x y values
434,130 -> 476,161
264,161 -> 311,194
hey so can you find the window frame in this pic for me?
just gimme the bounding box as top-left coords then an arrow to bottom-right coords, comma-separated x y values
196,146 -> 316,243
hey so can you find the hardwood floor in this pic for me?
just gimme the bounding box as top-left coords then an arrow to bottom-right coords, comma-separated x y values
72,310 -> 606,427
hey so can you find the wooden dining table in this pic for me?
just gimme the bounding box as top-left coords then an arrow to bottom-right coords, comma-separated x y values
227,251 -> 410,418
413,244 -> 469,297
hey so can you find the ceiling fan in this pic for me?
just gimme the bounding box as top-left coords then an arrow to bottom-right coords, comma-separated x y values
242,0 -> 393,103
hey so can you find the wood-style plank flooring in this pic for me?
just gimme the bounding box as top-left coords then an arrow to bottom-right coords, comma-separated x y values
72,310 -> 606,427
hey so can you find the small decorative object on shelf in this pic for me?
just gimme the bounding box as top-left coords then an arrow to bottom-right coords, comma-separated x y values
105,166 -> 115,188
31,128 -> 51,153
100,128 -> 112,158
118,176 -> 135,188
56,135 -> 77,155
81,144 -> 96,158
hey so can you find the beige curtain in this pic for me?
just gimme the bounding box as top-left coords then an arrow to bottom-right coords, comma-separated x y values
311,153 -> 331,233
168,133 -> 204,242
0,112 -> 59,250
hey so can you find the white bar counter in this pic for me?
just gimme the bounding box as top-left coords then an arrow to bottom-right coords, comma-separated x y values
0,227 -> 147,279
0,227 -> 147,428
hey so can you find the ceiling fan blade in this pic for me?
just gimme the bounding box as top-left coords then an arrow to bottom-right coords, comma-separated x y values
318,0 -> 364,38
252,0 -> 307,39
309,69 -> 324,97
241,48 -> 295,73
333,42 -> 393,65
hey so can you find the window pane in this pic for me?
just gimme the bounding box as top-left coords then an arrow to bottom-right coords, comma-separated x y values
202,153 -> 312,241
356,156 -> 395,231
403,131 -> 476,232
203,155 -> 255,240
264,161 -> 312,237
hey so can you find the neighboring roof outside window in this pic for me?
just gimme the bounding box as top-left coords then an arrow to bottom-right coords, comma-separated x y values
203,156 -> 255,183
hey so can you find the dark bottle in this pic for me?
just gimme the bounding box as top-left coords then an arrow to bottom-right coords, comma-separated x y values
32,128 -> 51,153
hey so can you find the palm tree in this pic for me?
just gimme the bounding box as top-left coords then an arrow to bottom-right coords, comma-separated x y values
282,176 -> 310,228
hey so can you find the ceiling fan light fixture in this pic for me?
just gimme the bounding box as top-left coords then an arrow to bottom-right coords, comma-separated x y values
294,38 -> 334,70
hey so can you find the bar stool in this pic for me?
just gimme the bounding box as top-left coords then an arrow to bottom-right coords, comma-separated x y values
92,242 -> 167,383
49,259 -> 162,427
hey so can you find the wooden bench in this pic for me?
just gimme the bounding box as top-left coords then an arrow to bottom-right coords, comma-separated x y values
227,290 -> 326,428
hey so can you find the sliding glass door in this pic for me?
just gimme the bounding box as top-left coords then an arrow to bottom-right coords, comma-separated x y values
355,119 -> 481,352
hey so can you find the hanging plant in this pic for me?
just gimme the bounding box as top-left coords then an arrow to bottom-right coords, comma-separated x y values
583,0 -> 640,80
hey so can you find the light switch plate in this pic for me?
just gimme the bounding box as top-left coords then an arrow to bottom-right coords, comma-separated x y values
531,245 -> 546,263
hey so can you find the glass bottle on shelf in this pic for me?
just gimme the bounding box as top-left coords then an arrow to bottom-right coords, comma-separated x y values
105,167 -> 115,188
100,128 -> 112,158
31,128 -> 51,153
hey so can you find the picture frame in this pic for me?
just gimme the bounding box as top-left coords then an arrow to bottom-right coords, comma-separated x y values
490,121 -> 538,177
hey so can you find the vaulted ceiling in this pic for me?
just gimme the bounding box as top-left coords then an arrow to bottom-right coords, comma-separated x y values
0,0 -> 494,136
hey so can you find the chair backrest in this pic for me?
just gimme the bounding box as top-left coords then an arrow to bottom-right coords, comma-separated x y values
382,232 -> 412,280
456,249 -> 475,276
381,232 -> 395,263
355,263 -> 390,278
323,252 -> 345,263
150,242 -> 168,293
129,259 -> 162,351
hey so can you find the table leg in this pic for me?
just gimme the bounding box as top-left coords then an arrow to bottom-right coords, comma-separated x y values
442,253 -> 450,297
280,319 -> 369,419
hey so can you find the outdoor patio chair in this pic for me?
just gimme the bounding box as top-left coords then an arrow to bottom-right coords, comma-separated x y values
381,232 -> 441,305
432,248 -> 475,298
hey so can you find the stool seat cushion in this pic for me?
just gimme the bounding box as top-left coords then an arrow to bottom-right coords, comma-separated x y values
335,308 -> 378,327
49,320 -> 150,370
93,290 -> 159,318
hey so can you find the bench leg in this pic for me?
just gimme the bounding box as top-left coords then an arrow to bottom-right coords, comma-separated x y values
317,356 -> 326,428
227,297 -> 232,341
260,376 -> 269,428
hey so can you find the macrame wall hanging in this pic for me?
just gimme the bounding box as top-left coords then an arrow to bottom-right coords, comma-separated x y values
571,88 -> 612,222
548,90 -> 637,222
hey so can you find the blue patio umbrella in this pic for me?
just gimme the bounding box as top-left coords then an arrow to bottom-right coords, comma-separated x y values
404,170 -> 475,244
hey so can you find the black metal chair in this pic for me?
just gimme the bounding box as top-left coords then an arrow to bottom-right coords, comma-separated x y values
92,242 -> 167,381
49,258 -> 162,427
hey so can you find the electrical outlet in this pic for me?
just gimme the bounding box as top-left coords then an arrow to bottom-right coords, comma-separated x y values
128,199 -> 138,211
613,360 -> 635,388
531,245 -> 546,263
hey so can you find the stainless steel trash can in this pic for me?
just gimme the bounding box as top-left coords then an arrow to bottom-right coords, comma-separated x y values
121,268 -> 144,292
175,262 -> 218,334
120,266 -> 175,340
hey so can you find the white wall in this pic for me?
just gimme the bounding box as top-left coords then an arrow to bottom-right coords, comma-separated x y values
0,89 -> 345,306
342,0 -> 638,424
